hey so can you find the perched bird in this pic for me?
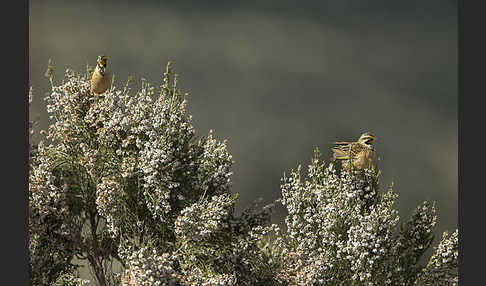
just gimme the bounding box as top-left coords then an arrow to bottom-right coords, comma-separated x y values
331,132 -> 376,170
90,55 -> 110,95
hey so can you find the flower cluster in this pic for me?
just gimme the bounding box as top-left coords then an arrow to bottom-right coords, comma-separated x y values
96,177 -> 125,237
29,88 -> 84,286
52,272 -> 90,286
416,229 -> 458,285
342,190 -> 400,284
400,201 -> 437,257
172,194 -> 279,285
388,200 -> 438,284
180,270 -> 237,286
29,87 -> 37,159
29,142 -> 68,217
120,247 -> 180,286
194,131 -> 233,195
175,194 -> 235,241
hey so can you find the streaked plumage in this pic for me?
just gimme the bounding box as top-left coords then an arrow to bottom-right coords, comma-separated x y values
331,132 -> 376,170
90,55 -> 110,95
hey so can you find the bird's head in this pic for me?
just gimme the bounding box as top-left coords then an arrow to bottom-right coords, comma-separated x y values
97,55 -> 108,68
358,132 -> 375,145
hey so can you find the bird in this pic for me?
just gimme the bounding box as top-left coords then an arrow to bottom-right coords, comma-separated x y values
331,132 -> 376,170
90,55 -> 111,96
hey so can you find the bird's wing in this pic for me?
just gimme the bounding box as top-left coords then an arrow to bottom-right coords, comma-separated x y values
331,148 -> 351,160
333,143 -> 368,158
334,141 -> 358,151
333,143 -> 352,153
334,141 -> 352,146
350,143 -> 368,153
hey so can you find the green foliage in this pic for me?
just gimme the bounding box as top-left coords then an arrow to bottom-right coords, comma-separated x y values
29,62 -> 458,286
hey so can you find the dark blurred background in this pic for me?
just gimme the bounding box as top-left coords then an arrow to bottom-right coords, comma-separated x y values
30,0 -> 457,278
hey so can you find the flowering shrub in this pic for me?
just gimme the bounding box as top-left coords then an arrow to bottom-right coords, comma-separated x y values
29,62 -> 458,286
274,150 -> 457,286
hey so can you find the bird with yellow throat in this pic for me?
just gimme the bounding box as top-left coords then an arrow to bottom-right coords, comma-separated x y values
331,132 -> 376,170
90,55 -> 110,96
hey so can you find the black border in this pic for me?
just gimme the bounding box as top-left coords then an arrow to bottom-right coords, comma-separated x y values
4,0 -> 29,284
459,0 -> 483,284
